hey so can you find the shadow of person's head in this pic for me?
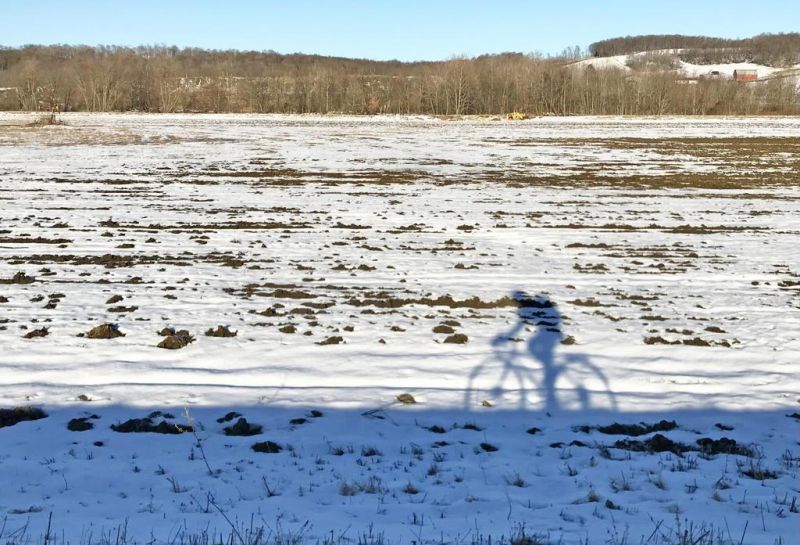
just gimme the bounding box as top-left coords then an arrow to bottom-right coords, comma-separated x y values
511,292 -> 563,362
512,291 -> 561,322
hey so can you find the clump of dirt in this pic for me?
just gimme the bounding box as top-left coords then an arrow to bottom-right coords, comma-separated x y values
696,437 -> 753,457
682,337 -> 711,347
278,324 -> 297,334
428,425 -> 447,434
252,440 -> 283,453
67,415 -> 98,432
85,323 -> 125,339
252,306 -> 284,317
303,301 -> 335,310
644,336 -> 680,345
596,420 -> 677,436
205,325 -> 237,337
613,434 -> 690,454
216,411 -> 241,423
461,423 -> 483,431
443,333 -> 469,344
569,298 -> 611,307
317,336 -> 343,345
44,293 -> 63,310
0,406 -> 47,429
23,327 -> 49,339
0,271 -> 35,284
289,417 -> 308,425
0,296 -> 8,303
111,416 -> 192,434
108,305 -> 137,313
264,289 -> 316,299
157,330 -> 194,349
223,417 -> 262,436
333,222 -> 370,230
480,442 -> 498,452
432,325 -> 455,334
396,393 -> 416,404
106,295 -> 123,304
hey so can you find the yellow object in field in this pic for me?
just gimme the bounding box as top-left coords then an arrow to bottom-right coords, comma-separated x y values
507,112 -> 528,120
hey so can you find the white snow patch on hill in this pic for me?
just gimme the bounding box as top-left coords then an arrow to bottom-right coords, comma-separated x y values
570,50 -> 800,81
678,60 -> 783,79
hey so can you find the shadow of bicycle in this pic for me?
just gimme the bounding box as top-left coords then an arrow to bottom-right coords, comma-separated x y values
464,291 -> 617,413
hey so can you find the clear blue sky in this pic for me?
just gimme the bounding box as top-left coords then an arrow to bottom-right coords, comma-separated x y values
2,0 -> 798,61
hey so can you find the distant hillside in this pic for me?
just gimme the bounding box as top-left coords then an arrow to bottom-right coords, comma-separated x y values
590,33 -> 800,67
1,43 -> 798,115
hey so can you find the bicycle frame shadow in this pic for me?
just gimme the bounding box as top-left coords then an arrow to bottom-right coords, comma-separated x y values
465,291 -> 617,413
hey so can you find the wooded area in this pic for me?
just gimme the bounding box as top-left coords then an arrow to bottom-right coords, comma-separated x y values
589,33 -> 800,67
1,40 -> 798,115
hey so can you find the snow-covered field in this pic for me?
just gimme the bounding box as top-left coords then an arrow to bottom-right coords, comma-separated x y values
0,113 -> 798,545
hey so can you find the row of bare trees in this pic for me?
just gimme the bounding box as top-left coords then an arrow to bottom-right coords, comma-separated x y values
1,45 -> 798,115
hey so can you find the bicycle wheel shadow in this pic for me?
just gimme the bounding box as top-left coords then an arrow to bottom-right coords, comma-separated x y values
465,291 -> 617,413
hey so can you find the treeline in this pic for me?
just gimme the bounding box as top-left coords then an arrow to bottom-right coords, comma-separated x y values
590,33 -> 800,67
0,44 -> 798,115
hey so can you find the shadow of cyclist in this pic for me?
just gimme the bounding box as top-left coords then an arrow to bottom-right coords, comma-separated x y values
465,291 -> 616,413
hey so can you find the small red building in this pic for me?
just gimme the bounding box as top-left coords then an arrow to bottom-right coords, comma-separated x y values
733,69 -> 758,82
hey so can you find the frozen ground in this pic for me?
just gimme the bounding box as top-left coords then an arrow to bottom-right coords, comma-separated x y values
0,113 -> 798,544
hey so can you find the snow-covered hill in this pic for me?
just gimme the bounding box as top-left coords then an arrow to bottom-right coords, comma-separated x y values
569,49 -> 800,83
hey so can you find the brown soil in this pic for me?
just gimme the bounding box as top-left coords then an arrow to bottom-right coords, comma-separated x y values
223,418 -> 262,436
205,325 -> 237,337
252,441 -> 283,453
317,336 -> 344,345
108,305 -> 138,313
347,293 -> 552,310
86,323 -> 125,339
0,271 -> 35,284
0,237 -> 71,245
23,327 -> 49,339
67,416 -> 97,431
111,416 -> 192,434
0,406 -> 47,429
158,330 -> 194,349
